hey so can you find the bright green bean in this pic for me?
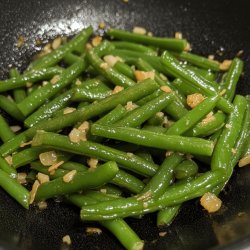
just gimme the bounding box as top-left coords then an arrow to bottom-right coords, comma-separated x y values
32,131 -> 158,177
35,161 -> 119,200
0,169 -> 29,209
0,115 -> 15,142
18,60 -> 86,116
28,26 -> 93,70
174,160 -> 198,179
91,124 -> 214,156
107,28 -> 188,51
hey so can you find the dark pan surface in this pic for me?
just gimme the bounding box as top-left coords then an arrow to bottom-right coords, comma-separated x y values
0,0 -> 250,249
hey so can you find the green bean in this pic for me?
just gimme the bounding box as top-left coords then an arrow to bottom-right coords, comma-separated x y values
31,160 -> 144,194
12,147 -> 71,169
112,41 -> 157,55
80,170 -> 224,220
99,184 -> 123,196
91,124 -> 214,156
17,60 -> 86,116
161,51 -> 233,113
113,61 -> 135,80
0,95 -> 25,122
72,83 -> 111,102
32,131 -> 158,177
222,58 -> 243,101
139,153 -> 183,197
87,48 -> 135,87
0,115 -> 15,142
142,125 -> 168,134
184,111 -> 226,137
0,156 -> 17,178
63,52 -> 83,65
0,67 -> 63,93
26,170 -> 37,183
134,150 -> 154,164
35,161 -> 119,200
211,95 -> 247,173
28,26 -> 93,70
212,97 -> 250,195
157,205 -> 181,226
114,92 -> 174,128
0,169 -> 29,209
0,79 -> 158,157
24,89 -> 74,127
69,193 -> 144,250
9,68 -> 26,103
172,51 -> 220,71
107,28 -> 188,51
59,161 -> 88,172
95,105 -> 127,125
174,160 -> 198,179
165,95 -> 220,135
93,40 -> 116,57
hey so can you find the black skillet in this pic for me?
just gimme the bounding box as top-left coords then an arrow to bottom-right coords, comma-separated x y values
0,0 -> 250,249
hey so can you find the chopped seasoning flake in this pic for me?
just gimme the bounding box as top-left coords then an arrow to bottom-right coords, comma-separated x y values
75,78 -> 81,86
219,60 -> 232,71
4,155 -> 13,165
200,192 -> 222,213
39,150 -> 58,166
16,35 -> 25,48
136,191 -> 151,202
175,32 -> 183,39
87,158 -> 98,169
125,101 -> 138,111
238,154 -> 250,167
17,172 -> 27,185
165,151 -> 174,157
159,231 -> 167,237
156,112 -> 164,118
208,55 -> 215,60
201,112 -> 215,125
86,227 -> 102,235
78,121 -> 90,132
100,188 -> 107,194
98,22 -> 106,29
42,81 -> 49,86
63,107 -> 76,115
100,62 -> 109,70
92,36 -> 102,47
219,89 -> 227,96
126,152 -> 134,158
184,42 -> 192,51
85,43 -> 93,50
143,202 -> 148,208
147,31 -> 153,37
48,160 -> 64,173
123,0 -> 129,3
134,70 -> 155,81
37,172 -> 50,184
112,85 -> 124,94
133,26 -> 147,35
103,55 -> 123,67
231,148 -> 237,155
225,123 -> 232,129
26,82 -> 33,88
69,128 -> 87,143
29,180 -> 40,204
10,125 -> 22,133
20,140 -> 33,148
51,37 -> 62,50
62,235 -> 72,245
50,75 -> 60,84
236,50 -> 244,57
160,86 -> 172,93
37,200 -> 48,210
63,170 -> 77,183
187,93 -> 205,109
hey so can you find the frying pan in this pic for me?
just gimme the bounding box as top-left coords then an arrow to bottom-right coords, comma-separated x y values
0,0 -> 250,249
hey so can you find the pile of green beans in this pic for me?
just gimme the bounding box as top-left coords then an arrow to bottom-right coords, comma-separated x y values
0,25 -> 249,250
